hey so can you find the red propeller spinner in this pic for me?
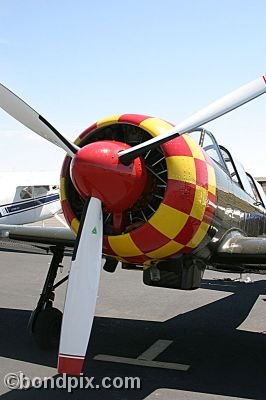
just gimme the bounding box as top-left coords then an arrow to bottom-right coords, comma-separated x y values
70,140 -> 147,212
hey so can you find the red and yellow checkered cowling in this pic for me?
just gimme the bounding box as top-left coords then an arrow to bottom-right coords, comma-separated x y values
60,114 -> 216,266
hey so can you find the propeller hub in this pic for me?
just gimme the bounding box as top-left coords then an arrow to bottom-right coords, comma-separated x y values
70,140 -> 147,212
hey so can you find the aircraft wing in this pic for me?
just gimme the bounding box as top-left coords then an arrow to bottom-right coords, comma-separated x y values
0,224 -> 75,255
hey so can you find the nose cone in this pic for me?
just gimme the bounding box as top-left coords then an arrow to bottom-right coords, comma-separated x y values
70,140 -> 147,212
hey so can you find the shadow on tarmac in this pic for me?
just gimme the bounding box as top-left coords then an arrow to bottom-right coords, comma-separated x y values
0,279 -> 266,399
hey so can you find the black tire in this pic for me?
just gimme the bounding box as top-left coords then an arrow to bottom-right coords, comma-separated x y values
33,307 -> 62,350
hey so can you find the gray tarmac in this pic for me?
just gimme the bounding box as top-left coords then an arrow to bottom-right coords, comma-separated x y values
0,218 -> 266,399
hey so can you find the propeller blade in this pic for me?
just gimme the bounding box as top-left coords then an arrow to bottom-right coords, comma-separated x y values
58,197 -> 103,375
119,74 -> 266,164
0,83 -> 79,157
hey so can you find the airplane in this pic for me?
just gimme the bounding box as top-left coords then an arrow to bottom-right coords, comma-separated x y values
0,171 -> 61,225
0,74 -> 265,376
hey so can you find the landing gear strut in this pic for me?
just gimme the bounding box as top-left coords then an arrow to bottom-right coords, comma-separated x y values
28,246 -> 68,349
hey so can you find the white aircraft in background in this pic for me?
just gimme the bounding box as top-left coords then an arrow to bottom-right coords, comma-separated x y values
0,171 -> 61,225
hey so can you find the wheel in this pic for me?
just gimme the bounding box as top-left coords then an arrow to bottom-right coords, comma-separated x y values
33,307 -> 62,350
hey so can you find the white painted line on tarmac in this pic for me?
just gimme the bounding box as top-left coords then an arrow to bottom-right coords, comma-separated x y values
94,339 -> 190,371
94,354 -> 190,371
137,339 -> 173,361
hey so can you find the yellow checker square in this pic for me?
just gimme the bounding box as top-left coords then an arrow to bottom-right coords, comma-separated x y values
183,135 -> 205,161
140,118 -> 173,138
74,137 -> 81,146
71,218 -> 80,235
187,221 -> 209,248
149,203 -> 189,239
96,114 -> 121,128
207,164 -> 216,195
190,186 -> 208,221
166,156 -> 196,184
143,260 -> 153,268
208,184 -> 216,196
147,240 -> 184,259
108,233 -> 143,257
60,178 -> 66,201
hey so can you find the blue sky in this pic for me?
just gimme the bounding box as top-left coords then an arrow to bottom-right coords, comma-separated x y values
0,0 -> 265,176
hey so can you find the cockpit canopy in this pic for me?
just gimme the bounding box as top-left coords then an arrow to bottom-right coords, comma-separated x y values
189,128 -> 266,208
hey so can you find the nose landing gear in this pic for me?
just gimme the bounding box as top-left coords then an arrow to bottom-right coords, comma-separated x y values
28,246 -> 68,349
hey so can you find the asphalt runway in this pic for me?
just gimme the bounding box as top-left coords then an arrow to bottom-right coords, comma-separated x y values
0,233 -> 266,399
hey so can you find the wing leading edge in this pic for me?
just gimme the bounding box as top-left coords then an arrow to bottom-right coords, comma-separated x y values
0,224 -> 75,255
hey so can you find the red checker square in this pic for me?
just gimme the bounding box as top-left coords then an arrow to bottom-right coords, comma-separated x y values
203,207 -> 213,225
79,122 -> 98,141
208,192 -> 217,204
118,114 -> 151,125
130,223 -> 170,253
174,216 -> 202,245
194,158 -> 208,189
163,179 -> 196,215
203,193 -> 217,224
60,157 -> 71,177
163,135 -> 193,158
